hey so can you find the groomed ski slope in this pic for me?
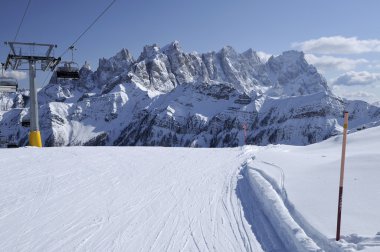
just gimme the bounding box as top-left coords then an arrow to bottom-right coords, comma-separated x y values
0,147 -> 264,251
0,126 -> 380,251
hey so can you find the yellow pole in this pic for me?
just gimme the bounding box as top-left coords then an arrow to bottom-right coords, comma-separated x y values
28,61 -> 42,147
29,131 -> 42,147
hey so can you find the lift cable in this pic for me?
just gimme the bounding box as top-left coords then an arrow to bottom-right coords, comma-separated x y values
3,0 -> 32,68
41,71 -> 53,87
42,0 -> 116,87
13,0 -> 32,42
1,0 -> 31,91
59,0 -> 116,58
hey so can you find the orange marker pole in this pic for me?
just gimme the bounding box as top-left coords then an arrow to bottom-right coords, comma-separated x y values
336,111 -> 349,241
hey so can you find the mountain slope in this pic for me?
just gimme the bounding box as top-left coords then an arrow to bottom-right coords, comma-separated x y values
1,42 -> 380,147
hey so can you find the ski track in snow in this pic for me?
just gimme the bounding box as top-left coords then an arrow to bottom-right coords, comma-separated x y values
248,126 -> 380,252
1,143 -> 378,252
0,146 -> 266,252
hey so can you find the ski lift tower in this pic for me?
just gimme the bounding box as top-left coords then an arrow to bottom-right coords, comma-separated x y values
4,42 -> 60,147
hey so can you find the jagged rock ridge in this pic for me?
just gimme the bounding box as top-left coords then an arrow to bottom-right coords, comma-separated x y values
1,41 -> 380,147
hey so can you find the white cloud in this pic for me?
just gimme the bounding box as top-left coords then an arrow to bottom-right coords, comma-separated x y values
256,51 -> 272,63
368,61 -> 380,69
305,54 -> 368,71
331,85 -> 379,103
333,71 -> 380,86
3,70 -> 27,80
292,36 -> 380,54
332,86 -> 380,103
342,90 -> 376,99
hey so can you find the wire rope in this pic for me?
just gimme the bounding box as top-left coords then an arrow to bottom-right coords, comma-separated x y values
42,0 -> 116,87
59,0 -> 116,58
41,71 -> 53,87
13,0 -> 32,42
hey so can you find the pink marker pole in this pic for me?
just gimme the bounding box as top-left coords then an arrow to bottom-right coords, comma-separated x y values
336,111 -> 349,241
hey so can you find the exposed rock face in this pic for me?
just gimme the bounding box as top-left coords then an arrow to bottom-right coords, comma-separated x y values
1,41 -> 380,147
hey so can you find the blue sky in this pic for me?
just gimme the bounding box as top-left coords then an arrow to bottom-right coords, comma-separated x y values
1,0 -> 380,103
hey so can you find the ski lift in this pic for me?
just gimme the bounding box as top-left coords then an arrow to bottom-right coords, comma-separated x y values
0,63 -> 18,92
21,117 -> 30,127
56,62 -> 80,79
56,46 -> 80,79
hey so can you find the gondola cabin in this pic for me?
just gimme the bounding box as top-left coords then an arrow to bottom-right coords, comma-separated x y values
0,77 -> 18,92
21,118 -> 30,127
56,62 -> 80,79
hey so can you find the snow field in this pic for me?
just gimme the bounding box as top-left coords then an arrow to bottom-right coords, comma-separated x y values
250,126 -> 380,251
245,166 -> 322,251
0,146 -> 263,251
1,126 -> 380,251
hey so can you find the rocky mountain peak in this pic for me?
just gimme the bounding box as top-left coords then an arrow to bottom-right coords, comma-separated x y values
161,40 -> 182,54
114,48 -> 134,62
82,61 -> 92,71
267,50 -> 307,70
79,62 -> 93,80
264,50 -> 328,97
241,48 -> 262,65
2,43 -> 380,148
137,44 -> 161,61
91,43 -> 330,97
220,45 -> 237,54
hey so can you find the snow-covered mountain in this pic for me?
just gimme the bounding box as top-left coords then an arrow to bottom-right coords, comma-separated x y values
1,41 -> 380,147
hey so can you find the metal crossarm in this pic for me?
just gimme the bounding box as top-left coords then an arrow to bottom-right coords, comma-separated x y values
4,42 -> 60,71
